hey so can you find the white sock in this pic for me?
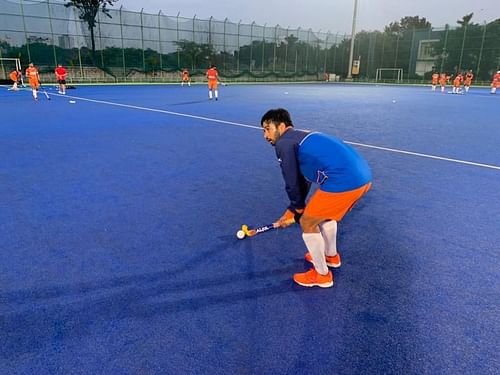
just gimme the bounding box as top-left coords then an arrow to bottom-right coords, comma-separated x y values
465,86 -> 469,92
492,88 -> 496,94
32,89 -> 37,99
209,91 -> 213,99
319,220 -> 338,257
215,90 -> 218,98
441,86 -> 444,92
302,233 -> 328,275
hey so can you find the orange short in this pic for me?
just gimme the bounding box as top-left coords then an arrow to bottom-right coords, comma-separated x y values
29,78 -> 39,89
304,182 -> 372,222
208,80 -> 218,90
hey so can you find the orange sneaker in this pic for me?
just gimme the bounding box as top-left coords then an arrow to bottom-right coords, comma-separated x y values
293,268 -> 333,288
304,252 -> 341,268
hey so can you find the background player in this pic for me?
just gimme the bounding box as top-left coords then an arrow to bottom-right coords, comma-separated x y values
54,64 -> 67,94
9,69 -> 21,91
491,71 -> 500,94
261,108 -> 372,288
206,64 -> 219,100
438,73 -> 448,93
431,71 -> 439,91
463,70 -> 474,93
181,68 -> 191,86
452,72 -> 463,94
25,63 -> 40,101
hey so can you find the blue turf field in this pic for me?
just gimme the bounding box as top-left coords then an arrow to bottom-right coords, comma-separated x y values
1,83 -> 499,374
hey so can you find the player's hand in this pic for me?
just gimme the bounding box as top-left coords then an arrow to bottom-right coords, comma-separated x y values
275,209 -> 300,228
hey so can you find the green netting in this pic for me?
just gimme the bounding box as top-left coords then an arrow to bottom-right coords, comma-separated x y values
1,0 -> 498,83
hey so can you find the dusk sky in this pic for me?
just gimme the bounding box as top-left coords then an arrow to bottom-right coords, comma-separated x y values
118,0 -> 498,33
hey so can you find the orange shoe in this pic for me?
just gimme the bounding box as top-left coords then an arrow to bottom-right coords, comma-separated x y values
293,268 -> 333,288
304,252 -> 341,268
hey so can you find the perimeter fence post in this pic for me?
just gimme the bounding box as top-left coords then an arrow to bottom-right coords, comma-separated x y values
273,25 -> 278,73
237,20 -> 241,73
440,25 -> 449,73
46,0 -> 57,66
140,8 -> 145,72
158,11 -> 163,71
97,11 -> 104,68
262,23 -> 266,72
223,18 -> 227,72
476,22 -> 487,79
20,0 -> 31,62
458,24 -> 467,72
250,21 -> 255,72
119,6 -> 126,79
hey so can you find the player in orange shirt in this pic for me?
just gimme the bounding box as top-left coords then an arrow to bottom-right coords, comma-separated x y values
438,73 -> 448,93
431,71 -> 439,91
9,70 -> 21,91
25,62 -> 40,100
463,70 -> 474,93
54,64 -> 67,94
491,71 -> 500,94
206,64 -> 220,100
452,72 -> 463,94
181,68 -> 191,86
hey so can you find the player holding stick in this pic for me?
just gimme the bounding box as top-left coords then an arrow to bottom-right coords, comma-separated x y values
464,70 -> 474,93
25,63 -> 41,101
206,64 -> 221,100
9,69 -> 21,91
261,108 -> 372,288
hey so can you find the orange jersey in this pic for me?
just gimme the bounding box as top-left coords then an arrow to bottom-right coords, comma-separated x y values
182,70 -> 189,80
464,72 -> 473,85
492,73 -> 500,87
431,73 -> 439,84
453,75 -> 463,87
206,68 -> 218,81
9,71 -> 19,82
25,66 -> 40,88
439,74 -> 447,86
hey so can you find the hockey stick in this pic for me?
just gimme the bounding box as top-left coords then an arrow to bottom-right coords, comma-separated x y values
236,219 -> 295,239
39,85 -> 51,100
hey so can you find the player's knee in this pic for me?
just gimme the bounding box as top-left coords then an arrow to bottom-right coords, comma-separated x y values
299,215 -> 322,233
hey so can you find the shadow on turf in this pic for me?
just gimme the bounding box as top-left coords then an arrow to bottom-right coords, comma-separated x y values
0,235 -> 313,359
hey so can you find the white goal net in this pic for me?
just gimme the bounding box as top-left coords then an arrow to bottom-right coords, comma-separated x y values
375,68 -> 404,83
0,58 -> 24,85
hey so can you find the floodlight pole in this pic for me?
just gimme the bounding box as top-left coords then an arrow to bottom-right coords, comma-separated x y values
347,0 -> 358,79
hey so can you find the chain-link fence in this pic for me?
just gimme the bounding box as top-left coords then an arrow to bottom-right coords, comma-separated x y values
1,0 -> 499,84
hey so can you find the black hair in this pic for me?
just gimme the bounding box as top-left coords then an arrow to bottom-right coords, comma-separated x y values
261,108 -> 293,127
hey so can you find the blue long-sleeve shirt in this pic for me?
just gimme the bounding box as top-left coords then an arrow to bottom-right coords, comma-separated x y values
275,128 -> 372,211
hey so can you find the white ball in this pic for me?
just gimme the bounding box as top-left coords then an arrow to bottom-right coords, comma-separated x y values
284,92 -> 288,95
236,230 -> 245,239
69,100 -> 76,104
392,100 -> 396,103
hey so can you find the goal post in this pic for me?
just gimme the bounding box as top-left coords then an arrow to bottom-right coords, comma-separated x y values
0,58 -> 24,86
375,68 -> 404,83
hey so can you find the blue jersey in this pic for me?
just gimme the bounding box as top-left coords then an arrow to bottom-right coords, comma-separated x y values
275,128 -> 372,211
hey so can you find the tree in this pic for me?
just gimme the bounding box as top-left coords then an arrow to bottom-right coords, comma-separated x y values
64,0 -> 118,57
457,13 -> 475,27
385,16 -> 431,35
